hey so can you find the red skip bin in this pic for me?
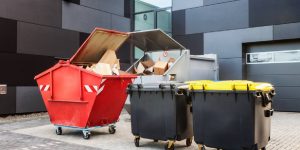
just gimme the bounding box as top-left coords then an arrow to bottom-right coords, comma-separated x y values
34,28 -> 136,139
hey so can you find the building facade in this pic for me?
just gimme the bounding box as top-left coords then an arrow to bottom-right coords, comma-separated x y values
0,0 -> 299,114
0,0 -> 131,114
172,0 -> 300,112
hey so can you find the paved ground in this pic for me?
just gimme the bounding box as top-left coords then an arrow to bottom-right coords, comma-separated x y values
0,111 -> 299,150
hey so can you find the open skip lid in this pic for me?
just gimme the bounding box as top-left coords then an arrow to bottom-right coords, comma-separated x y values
70,28 -> 184,64
128,29 -> 186,52
70,28 -> 130,64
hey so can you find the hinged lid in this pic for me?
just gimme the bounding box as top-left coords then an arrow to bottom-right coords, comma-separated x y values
70,28 -> 129,64
129,29 -> 186,52
188,80 -> 274,92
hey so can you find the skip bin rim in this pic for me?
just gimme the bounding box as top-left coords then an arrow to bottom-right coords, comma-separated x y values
34,62 -> 103,80
34,62 -> 137,80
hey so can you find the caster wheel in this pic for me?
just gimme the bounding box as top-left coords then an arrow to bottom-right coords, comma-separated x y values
134,137 -> 140,147
186,137 -> 193,147
82,131 -> 91,140
198,144 -> 206,150
108,126 -> 116,134
165,141 -> 175,150
55,127 -> 62,135
154,139 -> 158,142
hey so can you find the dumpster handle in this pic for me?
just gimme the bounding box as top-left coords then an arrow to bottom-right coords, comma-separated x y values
79,70 -> 83,100
49,71 -> 53,100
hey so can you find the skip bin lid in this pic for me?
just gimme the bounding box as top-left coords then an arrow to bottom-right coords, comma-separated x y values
188,80 -> 274,92
70,28 -> 129,64
128,29 -> 186,52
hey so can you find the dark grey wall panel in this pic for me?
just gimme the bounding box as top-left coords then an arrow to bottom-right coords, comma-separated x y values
186,0 -> 249,34
247,40 -> 300,53
219,58 -> 243,80
247,75 -> 300,87
172,10 -> 185,36
172,0 -> 203,11
275,87 -> 300,99
79,32 -> 90,45
204,0 -> 238,5
0,54 -> 56,86
0,87 -> 16,114
273,99 -> 300,112
173,33 -> 203,55
80,0 -> 124,16
274,22 -> 300,40
204,26 -> 273,58
17,22 -> 79,58
65,0 -> 80,5
0,0 -> 61,27
247,63 -> 300,75
0,17 -> 17,53
117,43 -> 130,63
16,86 -> 45,113
62,1 -> 111,33
111,15 -> 130,32
124,0 -> 132,18
250,0 -> 300,27
120,63 -> 130,71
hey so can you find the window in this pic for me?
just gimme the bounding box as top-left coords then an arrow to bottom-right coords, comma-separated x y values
246,50 -> 300,64
135,0 -> 172,13
134,0 -> 172,59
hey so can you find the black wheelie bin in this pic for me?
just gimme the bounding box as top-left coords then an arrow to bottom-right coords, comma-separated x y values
127,83 -> 193,150
188,80 -> 275,150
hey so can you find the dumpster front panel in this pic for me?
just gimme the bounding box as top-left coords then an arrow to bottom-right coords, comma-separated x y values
88,77 -> 135,127
129,84 -> 193,141
191,91 -> 272,149
36,64 -> 103,128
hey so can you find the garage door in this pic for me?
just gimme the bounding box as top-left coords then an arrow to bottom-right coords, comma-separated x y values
246,41 -> 300,112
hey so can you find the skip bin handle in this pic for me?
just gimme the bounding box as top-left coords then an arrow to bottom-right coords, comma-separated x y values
79,70 -> 83,100
49,71 -> 53,100
264,109 -> 274,117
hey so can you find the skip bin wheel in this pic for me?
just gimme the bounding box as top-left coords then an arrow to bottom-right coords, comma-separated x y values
55,127 -> 62,135
134,137 -> 140,147
186,137 -> 193,147
108,126 -> 116,134
165,141 -> 175,150
82,131 -> 91,140
198,144 -> 206,150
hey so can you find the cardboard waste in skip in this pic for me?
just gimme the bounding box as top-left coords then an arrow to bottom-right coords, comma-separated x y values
153,61 -> 168,75
141,59 -> 155,68
87,63 -> 112,75
85,50 -> 129,76
135,62 -> 145,74
99,50 -> 118,67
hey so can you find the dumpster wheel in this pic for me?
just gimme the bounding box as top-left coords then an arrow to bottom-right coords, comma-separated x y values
134,136 -> 140,147
108,125 -> 116,134
55,127 -> 62,135
198,144 -> 206,150
165,140 -> 175,150
186,137 -> 193,147
82,131 -> 91,140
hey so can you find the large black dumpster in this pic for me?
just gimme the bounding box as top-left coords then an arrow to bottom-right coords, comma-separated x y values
189,81 -> 275,150
128,83 -> 193,150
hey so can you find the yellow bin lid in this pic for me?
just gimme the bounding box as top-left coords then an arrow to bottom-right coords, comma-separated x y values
188,80 -> 274,92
